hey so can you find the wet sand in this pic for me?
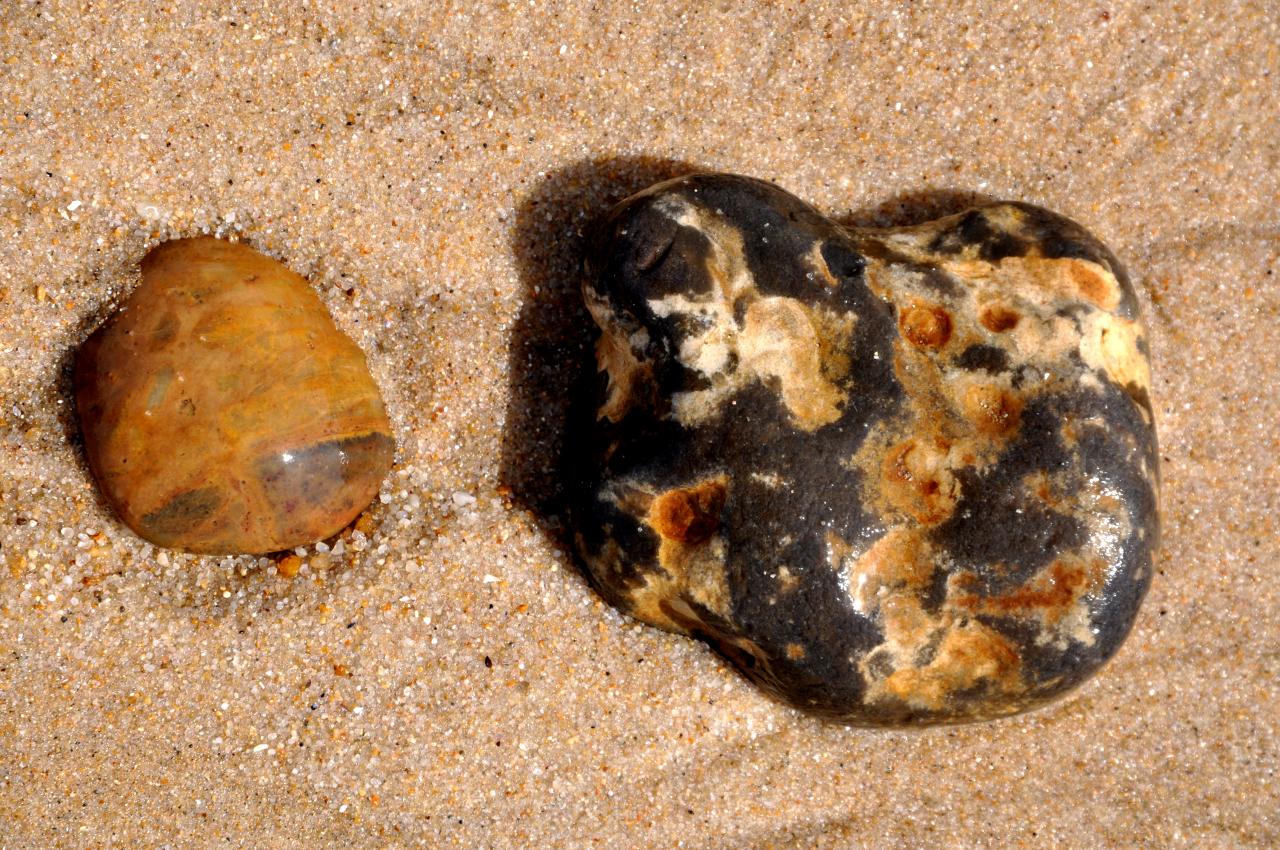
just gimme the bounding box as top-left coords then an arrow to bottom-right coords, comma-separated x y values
1,2 -> 1276,847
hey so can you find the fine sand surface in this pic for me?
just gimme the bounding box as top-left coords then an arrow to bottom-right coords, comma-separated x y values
1,2 -> 1276,847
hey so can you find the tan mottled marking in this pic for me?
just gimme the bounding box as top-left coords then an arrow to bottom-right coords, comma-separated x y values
880,620 -> 1022,711
620,477 -> 734,630
1079,313 -> 1151,393
846,528 -> 1026,712
740,297 -> 847,430
592,323 -> 649,422
654,194 -> 755,301
881,438 -> 960,525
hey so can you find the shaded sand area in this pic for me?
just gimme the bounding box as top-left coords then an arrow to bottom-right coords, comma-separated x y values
1,2 -> 1276,847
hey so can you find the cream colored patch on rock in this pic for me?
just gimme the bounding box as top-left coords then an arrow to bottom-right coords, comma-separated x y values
842,527 -> 1033,712
644,197 -> 755,424
585,286 -> 653,423
680,536 -> 732,618
624,534 -> 731,634
647,199 -> 856,430
1007,310 -> 1082,367
626,570 -> 689,632
825,530 -> 870,611
943,255 -> 1121,313
842,528 -> 933,617
805,240 -> 841,287
1073,475 -> 1131,593
740,297 -> 846,430
979,203 -> 1028,233
750,470 -> 787,488
654,194 -> 755,302
877,618 -> 1022,711
645,291 -> 706,319
1078,312 -> 1151,393
872,221 -> 958,261
686,337 -> 731,375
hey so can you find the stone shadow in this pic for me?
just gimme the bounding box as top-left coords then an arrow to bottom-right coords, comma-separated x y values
499,156 -> 703,546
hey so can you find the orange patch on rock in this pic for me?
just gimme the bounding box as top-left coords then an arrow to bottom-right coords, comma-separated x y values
962,384 -> 1024,436
882,620 -> 1022,711
955,556 -> 1108,626
899,302 -> 953,349
979,304 -> 1021,333
881,438 -> 959,525
854,527 -> 935,591
648,479 -> 728,545
1066,260 -> 1120,310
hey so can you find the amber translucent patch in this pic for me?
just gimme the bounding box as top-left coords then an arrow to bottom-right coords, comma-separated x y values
899,302 -> 953,349
881,438 -> 958,525
979,305 -> 1021,333
962,384 -> 1024,436
648,480 -> 727,545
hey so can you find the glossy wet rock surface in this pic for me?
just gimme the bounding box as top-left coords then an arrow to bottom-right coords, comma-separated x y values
74,237 -> 395,555
570,173 -> 1160,725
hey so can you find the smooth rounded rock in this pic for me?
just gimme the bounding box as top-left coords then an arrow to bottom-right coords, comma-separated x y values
74,237 -> 394,555
570,173 -> 1160,725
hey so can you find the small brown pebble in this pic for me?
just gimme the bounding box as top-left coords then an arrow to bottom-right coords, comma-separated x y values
276,554 -> 302,579
73,237 -> 395,555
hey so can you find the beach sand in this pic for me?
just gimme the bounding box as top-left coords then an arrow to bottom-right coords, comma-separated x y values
1,1 -> 1276,847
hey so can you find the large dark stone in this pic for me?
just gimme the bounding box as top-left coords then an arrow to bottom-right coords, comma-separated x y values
569,173 -> 1159,725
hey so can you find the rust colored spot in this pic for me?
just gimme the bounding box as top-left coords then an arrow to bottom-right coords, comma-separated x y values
1025,471 -> 1062,508
899,302 -> 952,349
881,438 -> 958,525
962,384 -> 1024,436
785,642 -> 806,660
957,557 -> 1108,625
649,479 -> 727,545
980,305 -> 1021,333
1068,262 -> 1119,309
1060,417 -> 1082,446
